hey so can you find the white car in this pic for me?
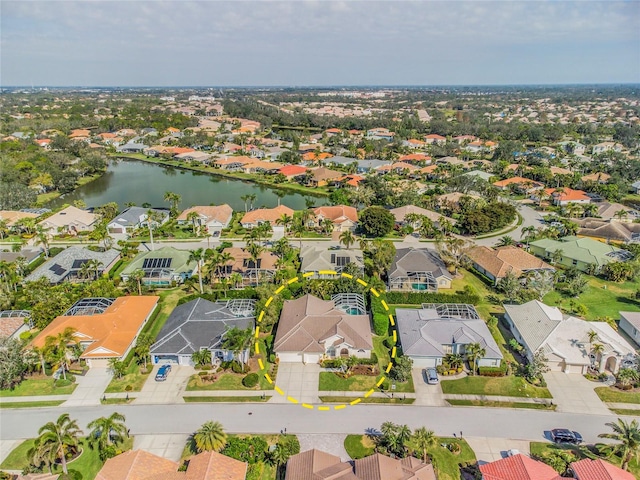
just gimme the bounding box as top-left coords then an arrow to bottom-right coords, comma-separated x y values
425,367 -> 439,384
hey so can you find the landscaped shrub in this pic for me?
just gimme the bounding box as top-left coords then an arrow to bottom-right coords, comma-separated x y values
268,353 -> 276,363
373,313 -> 389,336
125,384 -> 133,391
54,378 -> 72,387
232,362 -> 244,374
242,373 -> 260,388
479,365 -> 507,377
321,359 -> 344,369
384,290 -> 481,305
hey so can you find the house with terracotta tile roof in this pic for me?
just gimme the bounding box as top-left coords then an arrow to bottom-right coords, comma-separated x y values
402,138 -> 427,149
241,160 -> 283,174
39,206 -> 99,234
284,449 -> 435,480
544,187 -> 591,206
177,205 -> 233,235
466,245 -> 554,285
278,165 -> 308,179
301,151 -> 333,164
424,133 -> 446,145
306,167 -> 343,187
274,294 -> 373,363
324,128 -> 342,136
214,156 -> 254,171
398,153 -> 432,164
376,162 -> 418,175
581,172 -> 611,184
240,205 -> 294,229
479,453 -> 560,480
493,176 -> 544,193
0,310 -> 32,339
311,205 -> 358,232
339,174 -> 365,188
218,247 -> 278,286
570,457 -> 635,479
96,449 -> 247,480
69,129 -> 91,138
31,296 -> 159,368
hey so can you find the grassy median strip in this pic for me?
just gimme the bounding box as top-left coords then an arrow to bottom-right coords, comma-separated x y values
446,399 -> 556,410
319,396 -> 415,405
0,400 -> 65,409
100,398 -> 135,405
183,396 -> 271,403
609,408 -> 640,416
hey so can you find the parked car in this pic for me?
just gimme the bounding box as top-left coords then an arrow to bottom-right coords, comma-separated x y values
155,364 -> 172,382
425,367 -> 439,385
551,429 -> 583,444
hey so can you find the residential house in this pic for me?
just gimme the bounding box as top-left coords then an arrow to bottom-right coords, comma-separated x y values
0,310 -> 32,339
478,453 -> 560,480
618,311 -> 640,347
107,206 -> 169,236
38,206 -> 99,234
424,134 -> 446,145
0,210 -> 40,227
116,142 -> 148,154
575,219 -> 640,243
504,300 -> 636,374
463,170 -> 493,182
388,248 -> 452,292
570,458 -> 635,480
150,298 -> 255,366
306,167 -> 343,187
453,135 -> 478,144
544,187 -> 591,206
311,205 -> 358,232
31,296 -> 159,368
466,245 -> 554,285
278,165 -> 308,180
339,174 -> 365,188
529,236 -> 632,272
402,138 -> 427,149
398,153 -> 432,164
176,205 -> 233,235
120,247 -> 196,286
592,142 -> 623,154
217,247 -> 278,286
242,160 -> 282,174
240,205 -> 294,229
214,156 -> 254,171
285,449 -> 436,480
389,205 -> 456,230
0,248 -> 42,267
558,141 -> 586,156
300,245 -> 364,276
329,157 -> 391,173
366,128 -> 395,141
376,162 -> 418,175
174,151 -> 211,163
96,450 -> 247,480
395,304 -> 502,368
274,294 -> 373,363
581,172 -> 611,184
594,202 -> 638,223
302,152 -> 333,164
493,177 -> 544,193
25,246 -> 120,284
463,141 -> 488,154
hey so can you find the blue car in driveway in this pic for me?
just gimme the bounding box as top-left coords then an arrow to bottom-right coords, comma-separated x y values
155,364 -> 172,382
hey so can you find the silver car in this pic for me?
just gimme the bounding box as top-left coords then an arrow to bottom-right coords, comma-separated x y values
425,367 -> 439,384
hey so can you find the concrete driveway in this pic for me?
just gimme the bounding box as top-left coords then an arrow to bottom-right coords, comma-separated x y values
270,363 -> 320,404
543,372 -> 610,415
134,434 -> 190,461
63,367 -> 112,407
134,365 -> 194,404
466,437 -> 531,463
411,368 -> 446,406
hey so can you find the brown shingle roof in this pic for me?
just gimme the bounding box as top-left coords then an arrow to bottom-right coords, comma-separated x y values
177,205 -> 233,224
240,205 -> 294,226
466,246 -> 553,280
274,295 -> 373,354
222,247 -> 278,273
0,210 -> 39,226
354,453 -> 436,480
0,316 -> 27,337
313,205 -> 358,224
284,449 -> 349,480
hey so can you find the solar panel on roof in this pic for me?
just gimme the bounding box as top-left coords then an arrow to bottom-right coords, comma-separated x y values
49,263 -> 66,275
142,257 -> 172,269
72,259 -> 89,269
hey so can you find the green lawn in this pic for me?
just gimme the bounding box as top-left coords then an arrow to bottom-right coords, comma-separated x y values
0,400 -> 65,408
530,441 -> 640,477
544,275 -> 640,320
183,396 -> 271,403
186,373 -> 262,391
319,396 -> 414,404
100,398 -> 134,405
104,362 -> 150,393
446,399 -> 555,410
343,435 -> 476,480
0,377 -> 77,397
318,372 -> 414,393
594,386 -> 640,404
610,408 -> 640,416
450,269 -> 506,319
440,375 -> 552,398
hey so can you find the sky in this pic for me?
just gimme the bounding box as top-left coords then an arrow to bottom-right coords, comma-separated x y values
1,0 -> 639,87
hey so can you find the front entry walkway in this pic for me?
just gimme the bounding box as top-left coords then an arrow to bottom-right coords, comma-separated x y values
63,367 -> 112,407
270,363 -> 320,404
543,372 -> 610,415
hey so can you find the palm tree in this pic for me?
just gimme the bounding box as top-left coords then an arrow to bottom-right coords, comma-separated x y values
276,214 -> 293,236
496,235 -> 515,247
443,353 -> 464,370
412,427 -> 437,463
193,421 -> 227,453
44,327 -> 78,380
34,225 -> 51,258
222,326 -> 253,367
240,194 -> 251,213
35,413 -> 82,474
192,349 -> 212,367
87,412 -> 128,450
321,218 -> 334,235
520,225 -> 537,246
129,269 -> 145,296
189,248 -> 206,294
186,211 -> 201,236
598,418 -> 640,471
248,194 -> 257,211
164,191 -> 182,216
0,219 -> 8,240
134,334 -> 152,370
465,342 -> 486,376
587,329 -> 599,354
85,259 -> 103,280
339,230 -> 355,250
266,443 -> 290,474
591,343 -> 605,368
146,209 -> 163,252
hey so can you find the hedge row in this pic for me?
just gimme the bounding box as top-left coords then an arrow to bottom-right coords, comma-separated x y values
478,363 -> 507,377
384,290 -> 481,305
177,288 -> 258,306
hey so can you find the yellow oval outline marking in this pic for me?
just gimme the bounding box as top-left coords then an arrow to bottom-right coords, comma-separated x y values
255,272 -> 400,411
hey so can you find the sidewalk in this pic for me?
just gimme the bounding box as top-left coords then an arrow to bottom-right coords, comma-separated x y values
0,395 -> 71,403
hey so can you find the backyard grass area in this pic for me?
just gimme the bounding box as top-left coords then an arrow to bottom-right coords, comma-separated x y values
450,269 -> 505,319
543,275 -> 640,320
530,441 -> 640,477
319,372 -> 414,393
183,395 -> 271,402
440,375 -> 552,398
343,436 -> 476,480
0,400 -> 65,408
0,377 -> 77,397
319,396 -> 415,404
594,386 -> 640,404
446,399 -> 555,410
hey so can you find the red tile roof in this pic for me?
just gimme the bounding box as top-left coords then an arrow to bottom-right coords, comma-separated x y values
479,454 -> 560,480
279,165 -> 308,176
544,187 -> 591,202
570,458 -> 635,480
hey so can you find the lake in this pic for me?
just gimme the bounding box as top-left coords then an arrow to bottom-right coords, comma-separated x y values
49,159 -> 327,211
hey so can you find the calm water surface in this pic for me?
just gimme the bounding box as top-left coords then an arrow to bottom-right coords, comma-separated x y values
49,159 -> 326,211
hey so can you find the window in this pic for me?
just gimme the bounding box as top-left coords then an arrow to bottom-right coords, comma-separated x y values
442,344 -> 452,354
572,259 -> 578,266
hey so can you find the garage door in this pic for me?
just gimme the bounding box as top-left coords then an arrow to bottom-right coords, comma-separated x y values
179,355 -> 195,366
109,227 -> 124,234
411,357 -> 437,368
548,361 -> 564,372
277,353 -> 303,363
153,355 -> 179,365
88,359 -> 111,368
303,353 -> 322,364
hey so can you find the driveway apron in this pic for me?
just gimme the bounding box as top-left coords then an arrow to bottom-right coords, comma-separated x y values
63,367 -> 112,407
134,365 -> 194,404
411,368 -> 447,406
270,363 -> 320,404
543,372 -> 611,415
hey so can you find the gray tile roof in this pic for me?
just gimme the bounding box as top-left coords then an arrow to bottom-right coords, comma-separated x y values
619,311 -> 640,330
25,246 -> 120,284
388,248 -> 451,280
300,246 -> 364,273
151,298 -> 255,356
395,306 -> 502,359
109,206 -> 169,228
503,300 -> 564,352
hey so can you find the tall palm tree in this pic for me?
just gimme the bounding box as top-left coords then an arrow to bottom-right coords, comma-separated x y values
35,413 -> 82,474
276,214 -> 293,236
34,225 -> 51,258
186,211 -> 201,235
321,218 -> 334,235
189,248 -> 206,294
598,418 -> 640,471
222,327 -> 253,367
87,412 -> 128,450
193,421 -> 227,453
339,230 -> 355,250
44,327 -> 78,380
412,427 -> 437,463
85,259 -> 103,281
248,194 -> 257,211
146,209 -> 163,252
465,342 -> 486,376
496,235 -> 515,247
164,191 -> 182,216
520,225 -> 537,246
129,269 -> 145,296
240,194 -> 251,213
0,219 -> 8,240
591,343 -> 605,368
